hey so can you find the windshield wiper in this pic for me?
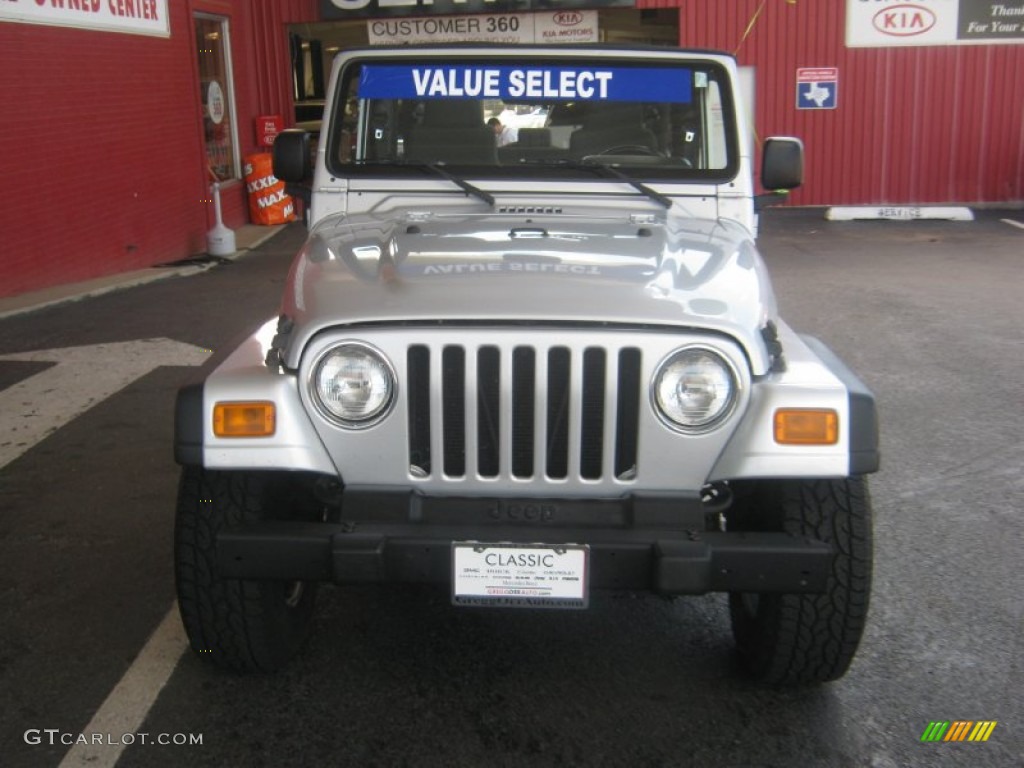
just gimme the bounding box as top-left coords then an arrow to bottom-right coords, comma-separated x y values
528,159 -> 673,209
594,163 -> 673,209
410,162 -> 495,207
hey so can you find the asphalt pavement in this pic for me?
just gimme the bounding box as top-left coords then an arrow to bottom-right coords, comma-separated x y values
0,208 -> 1021,768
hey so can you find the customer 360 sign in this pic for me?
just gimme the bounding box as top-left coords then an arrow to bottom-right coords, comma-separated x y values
323,0 -> 630,19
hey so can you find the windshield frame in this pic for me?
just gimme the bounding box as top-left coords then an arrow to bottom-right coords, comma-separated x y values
323,49 -> 741,185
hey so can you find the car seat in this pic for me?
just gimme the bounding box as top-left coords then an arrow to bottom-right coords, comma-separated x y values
569,103 -> 658,158
404,100 -> 498,165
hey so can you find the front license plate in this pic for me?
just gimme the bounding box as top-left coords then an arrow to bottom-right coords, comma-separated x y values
452,543 -> 589,609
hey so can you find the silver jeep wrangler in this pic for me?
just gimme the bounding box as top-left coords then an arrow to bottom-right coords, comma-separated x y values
174,44 -> 878,685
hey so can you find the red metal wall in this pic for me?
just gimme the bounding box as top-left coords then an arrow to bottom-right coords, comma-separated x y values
642,0 -> 1024,206
0,0 -> 317,299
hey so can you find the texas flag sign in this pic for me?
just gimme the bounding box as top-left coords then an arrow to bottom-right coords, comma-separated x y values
797,67 -> 838,110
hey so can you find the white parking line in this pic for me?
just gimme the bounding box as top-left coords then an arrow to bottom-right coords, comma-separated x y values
1000,218 -> 1024,230
0,339 -> 207,764
58,605 -> 187,768
0,339 -> 209,470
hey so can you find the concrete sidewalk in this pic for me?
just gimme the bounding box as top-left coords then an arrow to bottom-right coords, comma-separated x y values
0,224 -> 287,321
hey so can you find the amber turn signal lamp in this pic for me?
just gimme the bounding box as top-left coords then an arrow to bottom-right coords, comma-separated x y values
774,408 -> 838,445
213,402 -> 276,437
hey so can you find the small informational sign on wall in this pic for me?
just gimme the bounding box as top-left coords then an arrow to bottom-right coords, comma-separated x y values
796,67 -> 838,110
847,0 -> 1024,47
535,10 -> 599,43
255,115 -> 284,148
367,10 -> 598,45
0,0 -> 169,37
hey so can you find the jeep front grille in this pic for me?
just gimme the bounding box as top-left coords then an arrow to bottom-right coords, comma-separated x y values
406,344 -> 642,483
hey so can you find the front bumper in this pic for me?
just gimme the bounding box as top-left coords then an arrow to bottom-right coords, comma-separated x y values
216,491 -> 832,595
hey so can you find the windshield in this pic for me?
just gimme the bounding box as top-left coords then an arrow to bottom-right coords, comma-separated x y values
325,55 -> 738,181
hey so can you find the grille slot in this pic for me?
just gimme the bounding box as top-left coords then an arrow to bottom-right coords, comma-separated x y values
511,347 -> 535,478
545,347 -> 571,479
580,348 -> 606,480
476,346 -> 501,478
406,342 -> 641,483
441,346 -> 466,476
615,347 -> 642,480
407,345 -> 431,477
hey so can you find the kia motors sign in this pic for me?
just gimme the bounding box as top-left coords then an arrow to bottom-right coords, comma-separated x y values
847,0 -> 1024,46
535,10 -> 599,42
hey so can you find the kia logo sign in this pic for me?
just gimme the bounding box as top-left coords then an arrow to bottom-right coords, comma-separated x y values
553,11 -> 584,27
872,4 -> 937,36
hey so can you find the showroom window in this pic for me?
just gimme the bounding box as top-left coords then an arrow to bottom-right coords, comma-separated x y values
195,14 -> 240,182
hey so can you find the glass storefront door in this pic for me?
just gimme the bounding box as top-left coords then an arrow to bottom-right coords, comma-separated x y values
195,14 -> 240,182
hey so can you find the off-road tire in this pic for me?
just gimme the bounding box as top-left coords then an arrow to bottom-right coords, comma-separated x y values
728,477 -> 872,686
174,467 -> 318,672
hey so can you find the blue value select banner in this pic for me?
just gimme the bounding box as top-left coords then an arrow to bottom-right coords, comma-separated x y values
358,64 -> 693,102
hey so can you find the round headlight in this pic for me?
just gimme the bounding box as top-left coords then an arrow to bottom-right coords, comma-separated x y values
653,347 -> 738,432
312,343 -> 395,427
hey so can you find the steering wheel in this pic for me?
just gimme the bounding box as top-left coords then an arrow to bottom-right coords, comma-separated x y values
599,144 -> 662,156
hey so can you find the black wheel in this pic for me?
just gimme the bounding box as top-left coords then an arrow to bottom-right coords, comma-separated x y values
174,467 -> 319,672
728,477 -> 873,685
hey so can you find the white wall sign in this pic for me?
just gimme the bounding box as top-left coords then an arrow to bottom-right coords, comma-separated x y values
367,10 -> 597,45
847,0 -> 1024,47
0,0 -> 169,38
207,81 -> 226,125
534,10 -> 599,43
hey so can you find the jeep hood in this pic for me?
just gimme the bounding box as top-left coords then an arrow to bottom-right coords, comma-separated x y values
280,206 -> 778,373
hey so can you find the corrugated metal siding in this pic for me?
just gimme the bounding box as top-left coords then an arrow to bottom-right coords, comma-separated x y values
639,0 -> 1024,205
0,0 -> 318,298
248,0 -> 319,120
0,3 -> 207,297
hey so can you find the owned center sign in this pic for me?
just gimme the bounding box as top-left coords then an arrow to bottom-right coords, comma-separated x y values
847,0 -> 1024,47
0,0 -> 169,37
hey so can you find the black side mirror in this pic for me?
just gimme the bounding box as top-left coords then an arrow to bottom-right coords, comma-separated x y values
762,137 -> 804,191
272,130 -> 311,183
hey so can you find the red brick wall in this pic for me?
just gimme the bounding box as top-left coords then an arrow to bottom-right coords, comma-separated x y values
0,0 -> 317,298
